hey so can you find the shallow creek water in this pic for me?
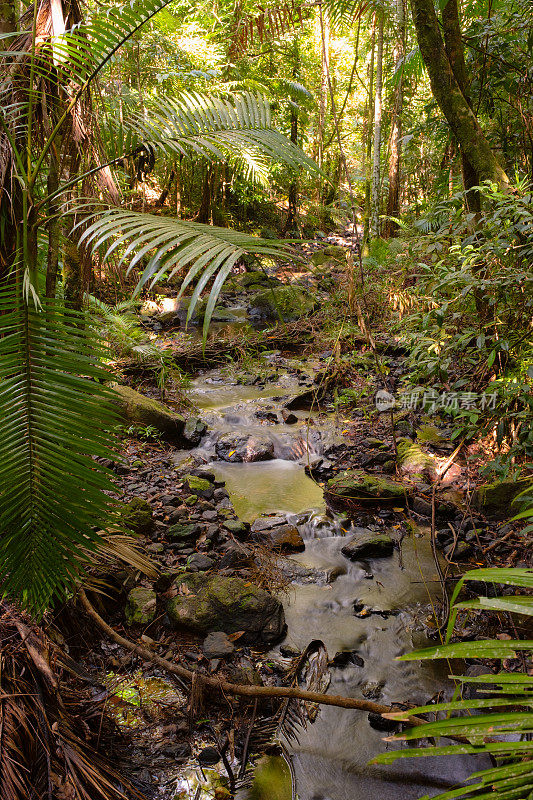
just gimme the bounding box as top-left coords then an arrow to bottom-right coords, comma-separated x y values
176,365 -> 483,799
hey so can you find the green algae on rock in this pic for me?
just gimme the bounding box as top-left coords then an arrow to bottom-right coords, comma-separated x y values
249,286 -> 315,321
125,587 -> 157,625
325,470 -> 405,506
166,572 -> 286,644
122,497 -> 153,533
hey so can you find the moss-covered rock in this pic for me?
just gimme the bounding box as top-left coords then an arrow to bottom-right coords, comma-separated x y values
183,417 -> 207,446
222,519 -> 249,537
472,478 -> 531,518
326,470 -> 405,505
166,572 -> 286,644
249,286 -> 315,322
167,522 -> 201,542
125,587 -> 156,625
111,384 -> 186,443
183,474 -> 214,498
238,271 -> 281,289
310,246 -> 345,268
122,497 -> 153,533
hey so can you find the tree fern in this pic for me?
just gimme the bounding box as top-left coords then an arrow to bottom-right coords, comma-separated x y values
0,288 -> 118,615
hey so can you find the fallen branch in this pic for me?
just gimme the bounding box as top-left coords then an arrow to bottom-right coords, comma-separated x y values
79,589 -> 472,742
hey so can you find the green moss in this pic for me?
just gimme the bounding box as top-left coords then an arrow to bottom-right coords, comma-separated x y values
183,474 -> 212,493
122,497 -> 153,533
326,470 -> 405,502
250,286 -> 315,321
125,587 -> 156,625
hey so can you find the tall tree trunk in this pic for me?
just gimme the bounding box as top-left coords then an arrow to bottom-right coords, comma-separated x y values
315,8 -> 329,181
370,10 -> 384,240
197,166 -> 213,224
409,0 -> 508,186
441,0 -> 481,212
384,0 -> 405,238
285,38 -> 300,234
363,12 -> 376,244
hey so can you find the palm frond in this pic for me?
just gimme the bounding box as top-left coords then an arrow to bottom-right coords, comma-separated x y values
126,91 -> 318,184
0,288 -> 118,615
372,565 -> 533,800
78,207 -> 298,338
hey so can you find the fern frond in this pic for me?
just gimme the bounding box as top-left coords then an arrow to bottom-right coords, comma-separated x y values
0,289 -> 117,615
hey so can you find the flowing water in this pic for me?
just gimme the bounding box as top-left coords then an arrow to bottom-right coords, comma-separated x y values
181,363 -> 485,800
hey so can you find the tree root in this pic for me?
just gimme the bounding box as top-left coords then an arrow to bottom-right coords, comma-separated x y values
79,589 -> 470,741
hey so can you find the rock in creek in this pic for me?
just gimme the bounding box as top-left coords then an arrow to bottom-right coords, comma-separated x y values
166,572 -> 286,645
182,473 -> 214,499
326,470 -> 405,505
182,417 -> 208,446
125,587 -> 156,625
250,516 -> 305,552
341,531 -> 394,560
215,432 -> 275,462
249,285 -> 315,322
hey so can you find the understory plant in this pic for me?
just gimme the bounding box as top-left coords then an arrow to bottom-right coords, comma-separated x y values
373,535 -> 533,799
392,179 -> 533,462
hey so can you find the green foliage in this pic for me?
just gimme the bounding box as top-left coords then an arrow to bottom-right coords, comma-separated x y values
127,90 -> 318,186
79,209 -> 298,339
0,290 -> 117,615
372,561 -> 533,800
87,295 -> 189,394
396,180 -> 533,461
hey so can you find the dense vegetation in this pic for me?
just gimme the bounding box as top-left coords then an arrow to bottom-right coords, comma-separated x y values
0,0 -> 531,797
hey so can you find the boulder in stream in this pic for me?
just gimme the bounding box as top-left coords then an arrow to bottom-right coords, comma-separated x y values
249,285 -> 315,321
166,572 -> 286,645
341,531 -> 394,560
251,516 -> 305,552
215,432 -> 275,462
326,470 -> 405,506
182,417 -> 208,446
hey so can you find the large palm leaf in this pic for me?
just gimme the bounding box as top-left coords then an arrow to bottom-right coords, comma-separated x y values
0,288 -> 118,615
372,565 -> 533,800
125,91 -> 317,185
78,208 -> 297,339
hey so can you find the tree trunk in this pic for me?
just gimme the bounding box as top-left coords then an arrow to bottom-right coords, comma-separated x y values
409,0 -> 507,186
315,8 -> 329,180
384,0 -> 405,238
363,13 -> 376,244
441,0 -> 481,211
285,39 -> 300,234
370,10 -> 384,240
197,166 -> 213,224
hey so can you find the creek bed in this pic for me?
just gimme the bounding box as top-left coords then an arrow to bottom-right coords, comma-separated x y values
173,364 -> 484,800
